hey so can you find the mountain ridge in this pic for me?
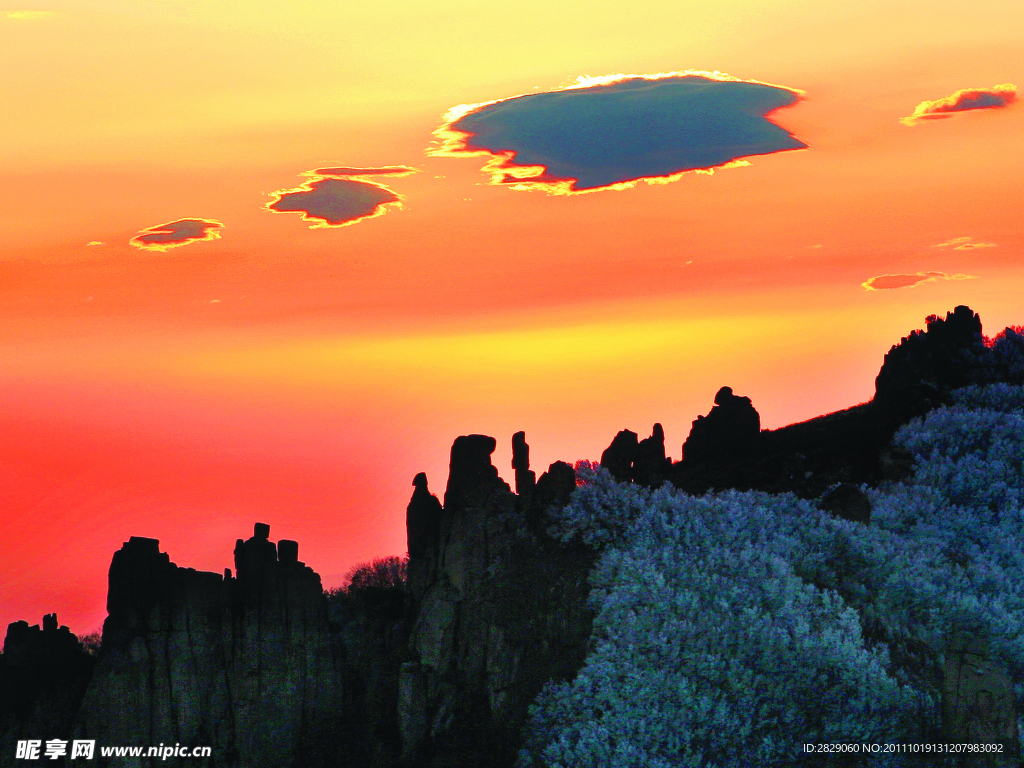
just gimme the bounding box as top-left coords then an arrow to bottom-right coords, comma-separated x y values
3,304 -> 1022,767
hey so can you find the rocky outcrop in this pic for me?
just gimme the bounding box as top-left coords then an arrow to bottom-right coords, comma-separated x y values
600,429 -> 638,482
820,483 -> 871,525
0,615 -> 93,764
875,305 -> 990,415
402,433 -> 595,768
599,425 -> 670,487
665,306 -> 1006,498
682,386 -> 761,464
73,526 -> 344,768
633,423 -> 670,486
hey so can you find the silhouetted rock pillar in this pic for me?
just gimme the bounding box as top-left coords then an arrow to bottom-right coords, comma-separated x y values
512,431 -> 536,495
278,539 -> 299,565
407,473 -> 442,560
600,430 -> 638,482
445,434 -> 501,509
633,423 -> 669,486
233,522 -> 279,603
106,536 -> 175,627
407,472 -> 444,601
682,387 -> 761,463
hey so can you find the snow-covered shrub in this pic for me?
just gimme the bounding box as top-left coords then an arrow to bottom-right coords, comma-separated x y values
991,328 -> 1024,385
521,384 -> 1024,767
574,460 -> 601,486
523,490 -> 926,768
549,466 -> 656,549
873,386 -> 1024,694
948,382 -> 1024,413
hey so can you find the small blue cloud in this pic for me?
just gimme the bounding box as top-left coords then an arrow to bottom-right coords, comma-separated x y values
267,168 -> 410,228
130,218 -> 223,251
432,72 -> 807,193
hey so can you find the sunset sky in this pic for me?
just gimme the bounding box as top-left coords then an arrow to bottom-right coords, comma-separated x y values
1,0 -> 1021,635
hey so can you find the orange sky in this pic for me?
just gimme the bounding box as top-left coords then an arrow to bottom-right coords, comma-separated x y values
1,0 -> 1022,634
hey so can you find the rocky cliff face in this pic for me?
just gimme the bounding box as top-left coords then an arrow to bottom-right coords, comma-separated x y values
401,434 -> 595,768
875,305 -> 989,408
73,526 -> 344,768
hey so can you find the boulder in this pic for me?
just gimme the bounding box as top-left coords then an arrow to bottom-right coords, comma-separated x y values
820,484 -> 871,525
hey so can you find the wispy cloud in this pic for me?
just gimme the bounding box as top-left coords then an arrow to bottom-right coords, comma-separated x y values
932,236 -> 997,250
431,71 -> 807,194
130,219 -> 223,251
861,271 -> 977,291
901,84 -> 1016,125
266,167 -> 411,228
306,166 -> 416,178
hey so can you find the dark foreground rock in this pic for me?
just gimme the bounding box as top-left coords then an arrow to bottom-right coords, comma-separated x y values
401,434 -> 595,768
682,386 -> 761,463
74,527 -> 344,768
0,615 -> 93,766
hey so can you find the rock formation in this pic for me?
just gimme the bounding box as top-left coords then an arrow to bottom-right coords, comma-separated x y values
531,460 -> 577,513
73,526 -> 344,767
819,483 -> 872,525
599,424 -> 670,487
511,431 -> 536,495
632,423 -> 670,486
0,615 -> 93,765
401,433 -> 595,767
682,386 -> 761,463
875,305 -> 990,414
599,429 -> 638,482
7,305 -> 1024,767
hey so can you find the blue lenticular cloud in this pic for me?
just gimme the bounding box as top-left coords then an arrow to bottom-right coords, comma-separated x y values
432,73 -> 807,192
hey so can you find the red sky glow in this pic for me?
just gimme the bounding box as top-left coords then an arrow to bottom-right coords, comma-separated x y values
1,0 -> 1022,635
